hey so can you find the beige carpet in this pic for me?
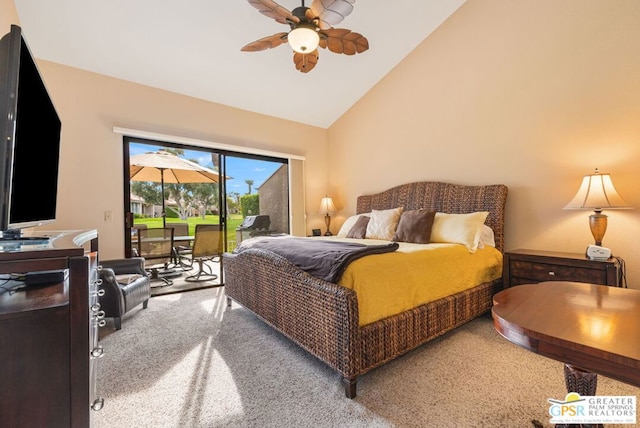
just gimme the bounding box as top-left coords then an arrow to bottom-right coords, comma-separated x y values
95,287 -> 639,428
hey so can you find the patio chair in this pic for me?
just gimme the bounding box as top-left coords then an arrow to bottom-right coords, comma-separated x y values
185,224 -> 223,282
166,222 -> 193,270
136,227 -> 177,286
131,224 -> 147,254
131,224 -> 148,235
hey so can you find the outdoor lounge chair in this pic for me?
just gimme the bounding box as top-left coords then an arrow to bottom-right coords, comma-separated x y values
185,224 -> 223,282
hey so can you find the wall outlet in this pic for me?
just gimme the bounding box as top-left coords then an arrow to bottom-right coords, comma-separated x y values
104,211 -> 113,221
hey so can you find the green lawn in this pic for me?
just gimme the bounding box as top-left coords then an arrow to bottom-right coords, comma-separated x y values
134,214 -> 244,239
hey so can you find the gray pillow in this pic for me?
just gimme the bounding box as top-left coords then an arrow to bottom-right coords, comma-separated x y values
346,215 -> 370,239
392,209 -> 436,244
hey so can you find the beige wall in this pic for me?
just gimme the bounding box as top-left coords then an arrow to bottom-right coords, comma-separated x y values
329,0 -> 640,287
0,0 -> 18,34
34,61 -> 328,259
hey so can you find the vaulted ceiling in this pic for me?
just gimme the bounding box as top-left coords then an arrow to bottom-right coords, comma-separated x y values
14,0 -> 465,128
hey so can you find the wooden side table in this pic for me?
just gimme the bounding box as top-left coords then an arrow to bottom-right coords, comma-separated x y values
503,249 -> 623,288
492,281 -> 640,427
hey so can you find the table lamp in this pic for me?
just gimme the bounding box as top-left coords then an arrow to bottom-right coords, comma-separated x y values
564,168 -> 631,246
319,196 -> 337,236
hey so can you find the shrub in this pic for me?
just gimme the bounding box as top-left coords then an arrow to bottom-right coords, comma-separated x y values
240,194 -> 259,217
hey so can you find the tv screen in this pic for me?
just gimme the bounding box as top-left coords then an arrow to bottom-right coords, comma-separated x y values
0,25 -> 61,239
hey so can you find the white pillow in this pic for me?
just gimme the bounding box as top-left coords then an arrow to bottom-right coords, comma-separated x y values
479,225 -> 495,248
365,207 -> 404,240
337,214 -> 370,238
430,211 -> 489,253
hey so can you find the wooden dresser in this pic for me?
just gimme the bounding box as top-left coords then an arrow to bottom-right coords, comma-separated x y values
0,230 -> 101,428
503,248 -> 622,288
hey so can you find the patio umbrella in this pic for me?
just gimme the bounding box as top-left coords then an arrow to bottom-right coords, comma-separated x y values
129,151 -> 223,226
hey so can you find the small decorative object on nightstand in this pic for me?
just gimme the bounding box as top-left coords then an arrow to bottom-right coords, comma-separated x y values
503,249 -> 625,288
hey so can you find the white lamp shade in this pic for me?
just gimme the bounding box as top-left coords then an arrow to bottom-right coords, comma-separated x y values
564,171 -> 630,210
288,26 -> 320,53
319,196 -> 337,214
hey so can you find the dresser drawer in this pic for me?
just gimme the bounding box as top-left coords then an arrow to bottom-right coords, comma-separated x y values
510,260 -> 607,284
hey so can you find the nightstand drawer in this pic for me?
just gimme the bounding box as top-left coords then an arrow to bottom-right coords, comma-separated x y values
510,260 -> 607,284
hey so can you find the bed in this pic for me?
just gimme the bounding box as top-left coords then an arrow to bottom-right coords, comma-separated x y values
223,181 -> 508,398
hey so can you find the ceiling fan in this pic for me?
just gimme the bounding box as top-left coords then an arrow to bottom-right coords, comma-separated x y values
241,0 -> 369,73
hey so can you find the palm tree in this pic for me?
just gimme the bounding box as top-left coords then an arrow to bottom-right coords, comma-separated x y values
210,153 -> 220,171
227,192 -> 240,214
245,179 -> 254,194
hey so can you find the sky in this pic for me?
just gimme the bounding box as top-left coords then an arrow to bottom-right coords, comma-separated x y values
129,142 -> 283,195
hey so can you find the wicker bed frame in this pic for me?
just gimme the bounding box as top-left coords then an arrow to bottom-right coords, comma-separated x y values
223,181 -> 508,398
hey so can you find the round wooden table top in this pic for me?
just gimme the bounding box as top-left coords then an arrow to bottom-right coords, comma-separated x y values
492,281 -> 640,387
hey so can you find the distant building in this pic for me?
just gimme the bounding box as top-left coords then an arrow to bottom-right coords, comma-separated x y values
257,164 -> 289,234
130,193 -> 179,217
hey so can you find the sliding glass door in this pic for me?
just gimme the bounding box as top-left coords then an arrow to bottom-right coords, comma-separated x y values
123,137 -> 289,293
221,152 -> 290,251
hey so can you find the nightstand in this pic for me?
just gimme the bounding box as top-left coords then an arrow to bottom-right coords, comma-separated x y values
503,249 -> 623,288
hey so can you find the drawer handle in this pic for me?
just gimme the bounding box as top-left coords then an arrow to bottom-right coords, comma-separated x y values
90,289 -> 105,297
91,397 -> 105,411
548,271 -> 555,276
91,346 -> 104,358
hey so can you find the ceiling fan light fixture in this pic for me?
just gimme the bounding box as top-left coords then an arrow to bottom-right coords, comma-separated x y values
288,24 -> 319,53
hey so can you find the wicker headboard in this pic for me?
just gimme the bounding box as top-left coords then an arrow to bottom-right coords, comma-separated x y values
356,181 -> 508,252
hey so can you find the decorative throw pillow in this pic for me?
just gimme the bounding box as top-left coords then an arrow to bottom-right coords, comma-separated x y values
336,214 -> 370,238
346,215 -> 370,239
430,211 -> 489,252
478,225 -> 496,248
365,207 -> 404,240
392,209 -> 436,244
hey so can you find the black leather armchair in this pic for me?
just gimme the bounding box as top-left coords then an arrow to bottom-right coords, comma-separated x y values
98,257 -> 151,330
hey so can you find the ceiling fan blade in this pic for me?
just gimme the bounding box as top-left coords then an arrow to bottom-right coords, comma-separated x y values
293,49 -> 319,73
319,28 -> 368,55
241,32 -> 288,52
247,0 -> 299,25
310,0 -> 355,29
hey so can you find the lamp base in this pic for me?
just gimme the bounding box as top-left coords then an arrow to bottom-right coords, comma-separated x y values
324,213 -> 332,236
589,211 -> 607,247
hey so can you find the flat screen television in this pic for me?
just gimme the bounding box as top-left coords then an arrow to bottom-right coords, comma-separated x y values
0,25 -> 61,240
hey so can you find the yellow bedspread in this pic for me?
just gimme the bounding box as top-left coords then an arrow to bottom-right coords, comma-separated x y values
334,239 -> 503,326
